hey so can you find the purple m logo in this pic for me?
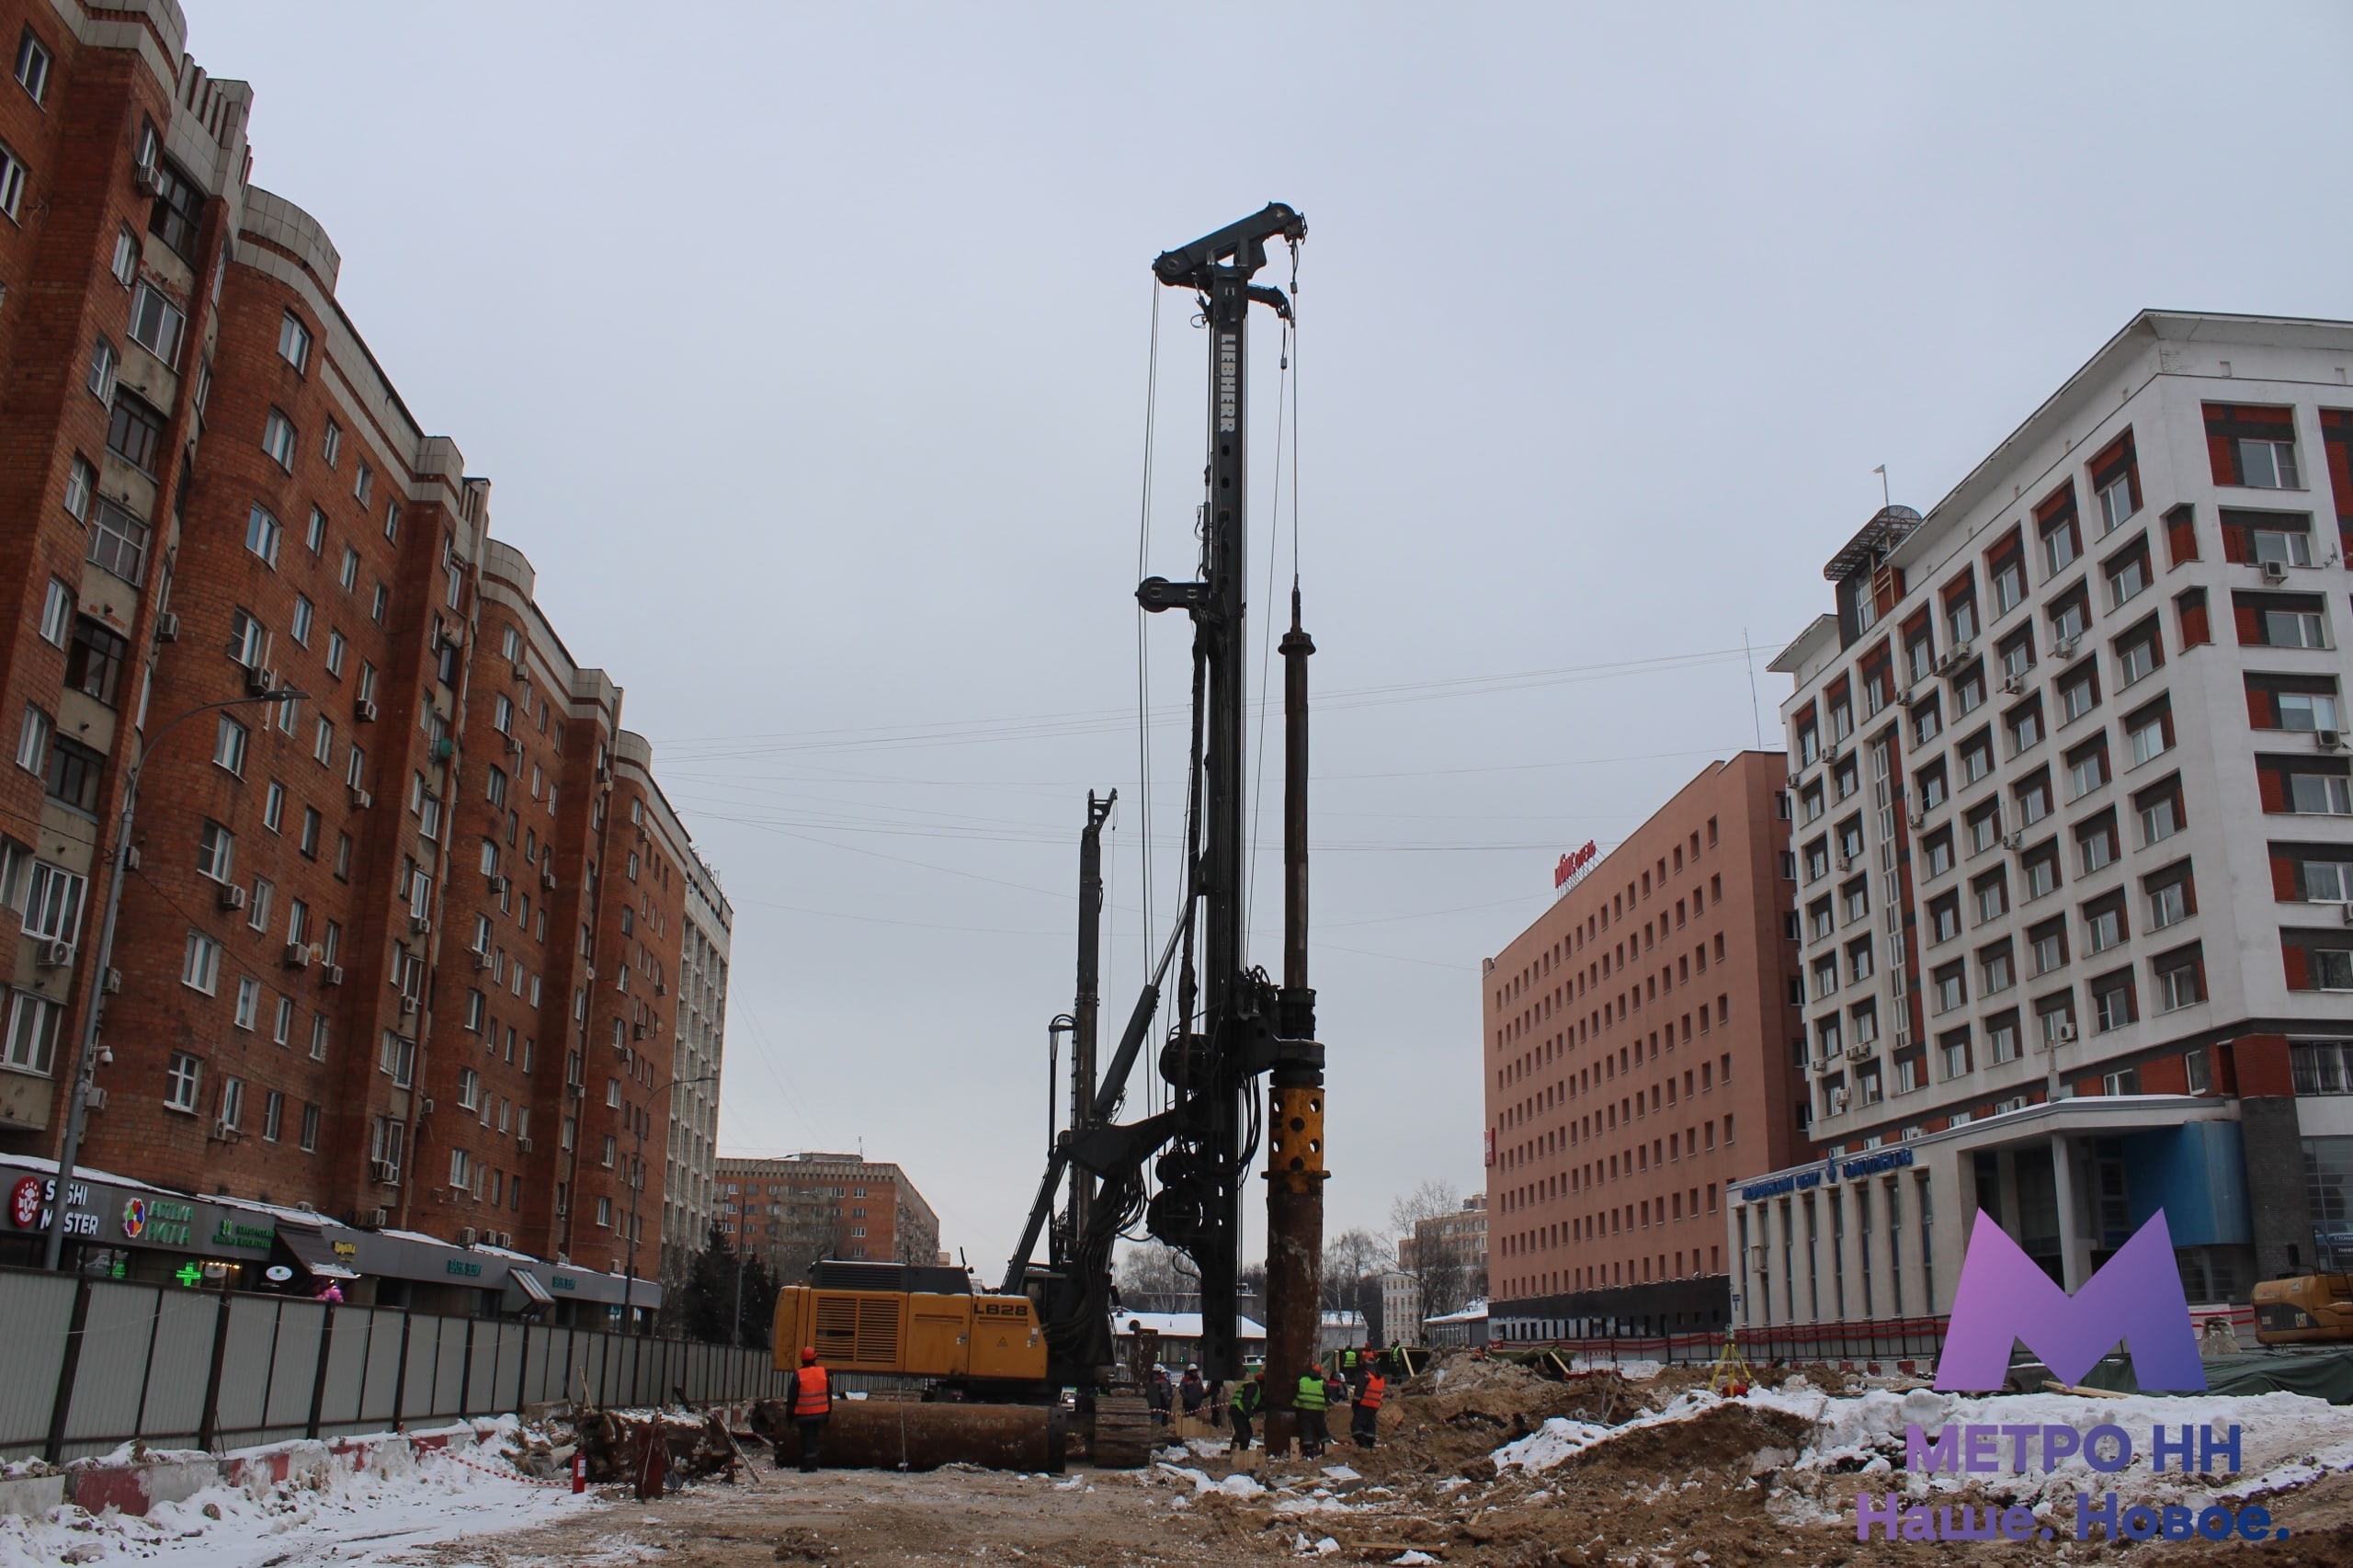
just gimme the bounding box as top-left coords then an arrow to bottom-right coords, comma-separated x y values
1933,1209 -> 2205,1392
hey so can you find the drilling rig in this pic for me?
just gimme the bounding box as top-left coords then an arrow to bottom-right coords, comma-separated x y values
771,204 -> 1325,1469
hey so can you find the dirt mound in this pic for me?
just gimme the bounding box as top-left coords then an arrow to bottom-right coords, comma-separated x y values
1372,1362 -> 1642,1478
1553,1397 -> 1818,1481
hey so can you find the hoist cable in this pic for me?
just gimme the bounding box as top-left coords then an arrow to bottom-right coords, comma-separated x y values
1243,290 -> 1297,946
1134,281 -> 1161,988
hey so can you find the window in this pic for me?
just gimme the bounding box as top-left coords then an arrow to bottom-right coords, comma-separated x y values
2097,471 -> 2136,532
2149,945 -> 2204,1013
2076,812 -> 2120,876
2022,842 -> 2060,901
44,735 -> 102,812
370,583 -> 388,623
1923,828 -> 1955,879
1939,1028 -> 1971,1080
385,501 -> 402,543
2115,622 -> 2163,687
2029,917 -> 2068,977
1958,729 -> 1993,788
14,706 -> 46,776
2091,971 -> 2136,1032
261,407 -> 298,472
31,579 -> 74,649
228,607 -> 269,669
1981,942 -> 2015,996
22,861 -> 85,943
106,392 -> 164,472
245,504 -> 282,567
165,1052 -> 201,1113
127,282 -> 185,368
2038,994 -> 2079,1048
2085,892 -> 2127,955
2016,771 -> 2052,827
181,931 -> 221,994
2133,774 -> 2181,848
2252,676 -> 2343,733
196,820 -> 234,881
63,455 -> 95,522
14,27 -> 51,103
2,990 -> 61,1075
2147,864 -> 2195,929
1987,1012 -> 2022,1065
2105,547 -> 2151,611
2040,493 -> 2082,576
2058,665 -> 2099,724
146,154 -> 200,257
1972,869 -> 2008,925
2237,436 -> 2300,489
65,619 -> 126,707
2007,699 -> 2043,756
2126,700 -> 2173,767
88,498 -> 148,584
1928,892 -> 1961,944
321,417 -> 342,468
2066,739 -> 2109,801
354,461 -> 373,506
300,806 -> 321,857
1934,962 -> 1967,1014
380,1029 -> 415,1086
85,336 -> 120,403
278,311 -> 312,373
214,714 -> 248,775
233,976 -> 258,1031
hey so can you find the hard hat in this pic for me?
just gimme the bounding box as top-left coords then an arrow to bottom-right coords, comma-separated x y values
801,1347 -> 817,1363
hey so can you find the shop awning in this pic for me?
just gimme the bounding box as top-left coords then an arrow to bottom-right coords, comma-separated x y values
279,1225 -> 362,1279
506,1268 -> 554,1305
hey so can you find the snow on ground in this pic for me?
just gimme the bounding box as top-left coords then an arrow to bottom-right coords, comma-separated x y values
0,1422 -> 599,1568
1495,1382 -> 2353,1511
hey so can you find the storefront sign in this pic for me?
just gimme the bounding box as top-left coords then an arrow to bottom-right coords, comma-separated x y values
1838,1147 -> 1915,1181
126,1198 -> 194,1246
550,1273 -> 578,1292
446,1258 -> 483,1278
1552,840 -> 1599,892
1740,1166 -> 1826,1203
7,1176 -> 98,1237
211,1218 -> 276,1252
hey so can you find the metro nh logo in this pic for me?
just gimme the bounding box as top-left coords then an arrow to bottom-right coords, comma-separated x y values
1933,1209 -> 2206,1392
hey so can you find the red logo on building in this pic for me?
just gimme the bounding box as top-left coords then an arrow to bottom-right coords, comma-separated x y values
1552,840 -> 1598,890
9,1176 -> 41,1229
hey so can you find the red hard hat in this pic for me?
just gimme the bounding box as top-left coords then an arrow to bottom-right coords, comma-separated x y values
801,1347 -> 817,1363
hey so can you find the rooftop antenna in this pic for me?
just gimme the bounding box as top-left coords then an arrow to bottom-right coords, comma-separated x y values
1872,463 -> 1892,513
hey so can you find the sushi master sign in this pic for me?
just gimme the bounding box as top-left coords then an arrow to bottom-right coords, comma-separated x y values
1848,1210 -> 2288,1546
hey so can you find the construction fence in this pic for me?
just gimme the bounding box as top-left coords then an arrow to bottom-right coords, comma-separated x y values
0,1265 -> 790,1464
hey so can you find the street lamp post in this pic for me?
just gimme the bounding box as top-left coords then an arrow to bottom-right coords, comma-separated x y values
44,689 -> 304,1270
622,1069 -> 720,1332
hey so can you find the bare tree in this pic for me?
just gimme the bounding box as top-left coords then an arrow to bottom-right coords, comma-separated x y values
1390,1178 -> 1475,1319
1114,1240 -> 1199,1312
1321,1228 -> 1393,1312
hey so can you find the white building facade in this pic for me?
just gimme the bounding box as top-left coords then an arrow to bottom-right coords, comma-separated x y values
1733,311 -> 2353,1335
664,850 -> 732,1278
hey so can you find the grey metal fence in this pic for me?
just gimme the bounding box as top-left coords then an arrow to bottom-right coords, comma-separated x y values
0,1267 -> 788,1463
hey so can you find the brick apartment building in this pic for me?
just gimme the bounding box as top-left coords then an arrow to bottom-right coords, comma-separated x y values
0,0 -> 730,1312
1483,752 -> 1809,1341
716,1153 -> 941,1281
1731,310 -> 2353,1335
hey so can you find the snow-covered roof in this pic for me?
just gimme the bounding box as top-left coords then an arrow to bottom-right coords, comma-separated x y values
1114,1312 -> 1267,1339
1426,1300 -> 1489,1324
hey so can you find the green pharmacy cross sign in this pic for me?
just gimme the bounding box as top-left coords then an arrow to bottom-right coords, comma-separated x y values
175,1262 -> 202,1287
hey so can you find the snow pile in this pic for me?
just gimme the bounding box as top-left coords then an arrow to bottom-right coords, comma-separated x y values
1491,1417 -> 1617,1472
1564,1356 -> 1663,1381
1155,1463 -> 1265,1498
0,1422 -> 595,1568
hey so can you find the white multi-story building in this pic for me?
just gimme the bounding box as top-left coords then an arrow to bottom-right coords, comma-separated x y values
1730,311 -> 2353,1337
663,851 -> 732,1278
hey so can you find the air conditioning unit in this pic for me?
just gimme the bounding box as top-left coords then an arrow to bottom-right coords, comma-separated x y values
1824,742 -> 1846,765
2318,730 -> 2347,753
2339,902 -> 2353,926
631,1023 -> 648,1040
85,1086 -> 107,1112
487,874 -> 507,895
2054,1022 -> 2078,1043
471,946 -> 492,971
517,1136 -> 534,1152
215,882 -> 247,913
399,994 -> 420,1016
410,913 -> 431,934
37,940 -> 74,969
1836,853 -> 1856,872
283,941 -> 313,969
1847,1041 -> 1875,1062
1828,1086 -> 1849,1113
124,846 -> 140,870
2262,560 -> 2290,585
2000,673 -> 2027,696
1787,772 -> 1804,790
2001,831 -> 2023,850
153,611 -> 180,643
460,1227 -> 479,1246
505,733 -> 523,756
369,1161 -> 399,1186
1905,809 -> 1926,829
244,665 -> 279,697
1942,642 -> 1973,671
210,1119 -> 241,1143
103,968 -> 121,994
2052,635 -> 2080,660
654,980 -> 667,996
512,662 -> 530,685
356,699 -> 380,723
322,964 -> 346,986
133,161 -> 164,196
540,868 -> 556,889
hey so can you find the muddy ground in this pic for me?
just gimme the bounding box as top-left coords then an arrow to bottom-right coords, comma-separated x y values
404,1359 -> 2353,1568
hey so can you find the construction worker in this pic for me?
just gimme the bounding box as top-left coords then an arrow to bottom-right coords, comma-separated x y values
1351,1366 -> 1386,1449
1228,1371 -> 1264,1451
1338,1343 -> 1359,1393
1387,1340 -> 1404,1378
1294,1361 -> 1330,1457
1352,1341 -> 1377,1396
784,1347 -> 832,1473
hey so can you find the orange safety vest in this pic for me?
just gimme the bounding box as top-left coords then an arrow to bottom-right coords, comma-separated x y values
793,1365 -> 830,1417
1358,1373 -> 1385,1412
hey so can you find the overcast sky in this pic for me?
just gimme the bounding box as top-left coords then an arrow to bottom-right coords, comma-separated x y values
188,4 -> 2353,1273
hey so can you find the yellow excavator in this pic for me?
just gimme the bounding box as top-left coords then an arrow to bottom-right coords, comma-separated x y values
2252,1273 -> 2353,1345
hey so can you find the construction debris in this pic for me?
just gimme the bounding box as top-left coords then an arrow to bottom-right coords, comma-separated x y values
573,1407 -> 746,1486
